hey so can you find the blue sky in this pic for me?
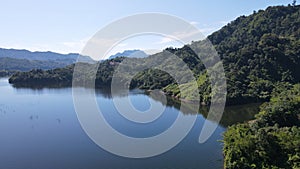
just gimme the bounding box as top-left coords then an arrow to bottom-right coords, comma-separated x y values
0,0 -> 292,55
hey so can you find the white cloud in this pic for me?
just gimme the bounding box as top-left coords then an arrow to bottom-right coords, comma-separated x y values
190,21 -> 199,26
219,20 -> 229,25
198,27 -> 218,35
116,43 -> 128,47
158,37 -> 174,44
157,30 -> 204,45
143,49 -> 162,55
61,37 -> 90,53
155,20 -> 229,45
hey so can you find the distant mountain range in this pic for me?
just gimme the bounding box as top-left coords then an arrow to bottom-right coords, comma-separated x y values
0,48 -> 79,63
0,57 -> 68,71
108,50 -> 148,59
0,48 -> 147,75
0,48 -> 93,74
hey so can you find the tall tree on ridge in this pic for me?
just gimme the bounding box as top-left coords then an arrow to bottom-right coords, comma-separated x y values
292,0 -> 296,6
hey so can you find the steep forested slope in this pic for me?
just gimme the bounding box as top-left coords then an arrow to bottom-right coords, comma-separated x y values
159,5 -> 300,104
223,83 -> 300,169
206,5 -> 300,104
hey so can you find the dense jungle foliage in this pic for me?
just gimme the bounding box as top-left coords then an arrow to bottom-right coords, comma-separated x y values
223,84 -> 300,169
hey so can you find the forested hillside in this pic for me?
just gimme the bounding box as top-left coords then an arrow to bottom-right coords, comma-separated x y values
223,83 -> 300,168
0,57 -> 69,71
207,5 -> 300,104
9,5 -> 300,106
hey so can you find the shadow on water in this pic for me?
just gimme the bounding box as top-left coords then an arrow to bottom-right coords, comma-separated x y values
11,83 -> 140,99
11,82 -> 260,128
148,93 -> 260,127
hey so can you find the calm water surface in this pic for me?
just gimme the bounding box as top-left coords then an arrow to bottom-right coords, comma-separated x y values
0,78 -> 259,169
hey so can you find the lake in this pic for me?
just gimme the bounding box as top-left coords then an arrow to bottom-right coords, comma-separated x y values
0,78 -> 259,169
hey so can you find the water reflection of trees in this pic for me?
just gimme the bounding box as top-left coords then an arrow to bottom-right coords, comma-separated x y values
12,82 -> 71,89
148,92 -> 260,127
11,84 -> 260,127
11,83 -> 144,99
